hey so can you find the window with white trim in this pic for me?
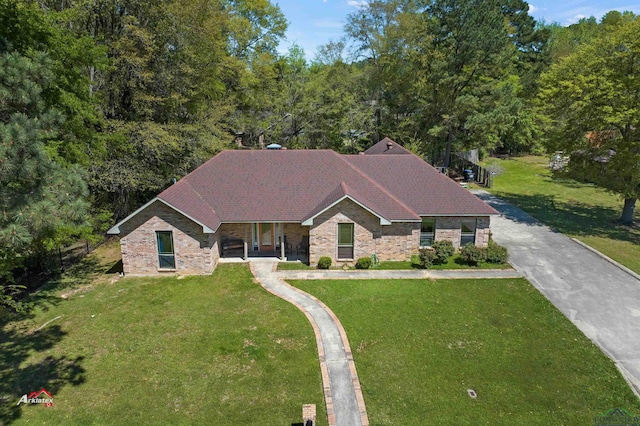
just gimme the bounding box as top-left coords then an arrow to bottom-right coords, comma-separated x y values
337,223 -> 354,259
156,231 -> 176,269
460,219 -> 476,246
420,218 -> 435,247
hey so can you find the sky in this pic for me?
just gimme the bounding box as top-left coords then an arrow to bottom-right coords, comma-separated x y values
274,0 -> 640,60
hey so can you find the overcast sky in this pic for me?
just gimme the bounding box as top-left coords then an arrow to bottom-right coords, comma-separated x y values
274,0 -> 640,60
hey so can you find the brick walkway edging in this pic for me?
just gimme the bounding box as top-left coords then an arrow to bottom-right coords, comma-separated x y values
250,262 -> 369,426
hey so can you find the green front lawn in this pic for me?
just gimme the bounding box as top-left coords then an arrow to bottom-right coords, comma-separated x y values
277,261 -> 315,270
2,263 -> 325,425
291,278 -> 640,425
484,156 -> 640,273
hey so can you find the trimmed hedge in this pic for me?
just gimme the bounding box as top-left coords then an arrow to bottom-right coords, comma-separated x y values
355,257 -> 372,269
317,256 -> 332,269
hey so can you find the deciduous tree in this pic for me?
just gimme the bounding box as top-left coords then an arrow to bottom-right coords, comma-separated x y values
539,15 -> 640,223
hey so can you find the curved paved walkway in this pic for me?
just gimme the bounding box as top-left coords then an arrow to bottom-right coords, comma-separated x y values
474,190 -> 640,396
250,261 -> 369,426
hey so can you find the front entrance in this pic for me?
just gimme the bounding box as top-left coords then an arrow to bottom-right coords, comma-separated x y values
259,223 -> 274,250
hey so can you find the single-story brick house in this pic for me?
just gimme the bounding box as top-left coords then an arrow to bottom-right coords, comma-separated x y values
108,138 -> 498,275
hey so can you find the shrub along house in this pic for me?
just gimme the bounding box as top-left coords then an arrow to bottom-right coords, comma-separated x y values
108,138 -> 498,275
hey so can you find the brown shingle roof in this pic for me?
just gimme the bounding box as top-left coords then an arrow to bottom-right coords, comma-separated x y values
364,137 -> 414,155
344,154 -> 497,216
111,140 -> 497,234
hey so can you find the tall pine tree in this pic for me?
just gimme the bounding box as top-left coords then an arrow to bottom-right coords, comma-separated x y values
0,51 -> 88,310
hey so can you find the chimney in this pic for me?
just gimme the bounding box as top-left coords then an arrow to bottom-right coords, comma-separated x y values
235,132 -> 244,147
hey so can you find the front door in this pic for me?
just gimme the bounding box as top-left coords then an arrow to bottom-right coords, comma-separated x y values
259,223 -> 274,250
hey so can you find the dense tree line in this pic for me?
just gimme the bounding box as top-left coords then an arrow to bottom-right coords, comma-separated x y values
1,0 -> 638,309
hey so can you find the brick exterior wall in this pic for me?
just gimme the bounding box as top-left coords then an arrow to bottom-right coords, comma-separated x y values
309,199 -> 420,266
119,201 -> 217,275
433,216 -> 491,248
380,222 -> 421,261
308,200 -> 492,266
117,201 -> 493,273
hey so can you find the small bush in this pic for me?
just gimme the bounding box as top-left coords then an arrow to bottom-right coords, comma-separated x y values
317,256 -> 332,269
485,240 -> 508,264
355,257 -> 372,269
460,243 -> 485,266
432,240 -> 455,264
418,248 -> 435,269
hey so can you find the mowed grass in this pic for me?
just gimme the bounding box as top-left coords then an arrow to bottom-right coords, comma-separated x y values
290,278 -> 640,425
2,262 -> 325,425
484,156 -> 640,273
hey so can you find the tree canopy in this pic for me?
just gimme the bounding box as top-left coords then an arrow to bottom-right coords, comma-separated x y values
0,51 -> 89,310
2,0 -> 640,309
538,13 -> 640,223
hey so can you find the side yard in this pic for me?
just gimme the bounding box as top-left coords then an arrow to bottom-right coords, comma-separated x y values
1,255 -> 325,425
290,278 -> 640,425
483,155 -> 640,273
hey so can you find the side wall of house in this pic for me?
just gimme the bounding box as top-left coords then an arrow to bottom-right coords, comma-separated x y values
119,201 -> 216,275
433,216 -> 491,248
309,199 -> 420,266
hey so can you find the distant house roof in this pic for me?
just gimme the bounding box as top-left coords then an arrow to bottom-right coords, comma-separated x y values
364,137 -> 414,155
108,140 -> 497,234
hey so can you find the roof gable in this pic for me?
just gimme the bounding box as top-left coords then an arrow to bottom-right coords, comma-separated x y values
364,137 -> 414,155
107,197 -> 218,235
302,181 -> 395,226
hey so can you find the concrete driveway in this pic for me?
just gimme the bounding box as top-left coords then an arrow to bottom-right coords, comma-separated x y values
474,190 -> 640,396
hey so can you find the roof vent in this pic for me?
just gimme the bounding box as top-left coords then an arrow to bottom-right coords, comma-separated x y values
386,141 -> 393,150
266,143 -> 282,150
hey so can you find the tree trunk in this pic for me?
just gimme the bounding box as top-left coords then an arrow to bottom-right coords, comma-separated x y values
444,129 -> 453,168
620,197 -> 636,224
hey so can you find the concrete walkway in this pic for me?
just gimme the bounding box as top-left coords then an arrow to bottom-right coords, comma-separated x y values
276,268 -> 523,280
474,190 -> 640,396
250,261 -> 368,426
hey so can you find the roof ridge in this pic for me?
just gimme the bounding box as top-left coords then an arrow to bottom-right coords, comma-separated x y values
301,180 -> 348,222
334,151 -> 420,219
160,178 -> 221,228
182,179 -> 221,223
